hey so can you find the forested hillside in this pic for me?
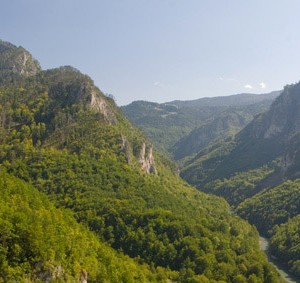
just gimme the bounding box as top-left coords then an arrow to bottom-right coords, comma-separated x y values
0,171 -> 161,282
236,179 -> 300,277
179,81 -> 300,279
121,91 -> 280,160
0,40 -> 283,282
181,82 -> 300,190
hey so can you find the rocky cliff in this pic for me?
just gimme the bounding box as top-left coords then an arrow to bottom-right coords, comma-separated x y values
0,39 -> 41,78
139,143 -> 157,174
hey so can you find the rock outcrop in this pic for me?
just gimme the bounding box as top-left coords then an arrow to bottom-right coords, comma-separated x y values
0,39 -> 41,78
139,143 -> 157,174
121,134 -> 132,163
44,66 -> 117,125
90,89 -> 117,124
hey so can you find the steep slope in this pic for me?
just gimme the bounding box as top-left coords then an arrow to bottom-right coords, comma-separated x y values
236,179 -> 300,278
121,91 -> 280,158
0,41 -> 282,282
0,171 -> 161,283
172,110 -> 253,161
237,179 -> 300,235
0,39 -> 41,83
269,215 -> 300,277
182,82 -> 300,201
180,82 -> 300,280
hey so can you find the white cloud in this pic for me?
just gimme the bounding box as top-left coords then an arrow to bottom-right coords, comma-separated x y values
154,81 -> 161,86
244,84 -> 253,89
219,76 -> 238,82
260,82 -> 266,89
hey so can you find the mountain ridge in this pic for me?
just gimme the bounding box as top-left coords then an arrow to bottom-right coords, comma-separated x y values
166,90 -> 281,108
0,39 -> 41,80
121,90 -> 281,160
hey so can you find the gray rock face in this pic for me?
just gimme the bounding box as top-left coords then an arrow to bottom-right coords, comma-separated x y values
0,39 -> 41,77
247,83 -> 300,141
44,66 -> 117,125
36,263 -> 64,282
90,89 -> 116,124
139,143 -> 157,174
121,134 -> 132,163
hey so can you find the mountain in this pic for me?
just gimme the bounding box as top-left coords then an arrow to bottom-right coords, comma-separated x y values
180,81 -> 300,278
0,40 -> 282,282
168,91 -> 281,108
121,91 -> 281,159
0,40 -> 41,83
182,82 -> 300,195
172,110 -> 253,161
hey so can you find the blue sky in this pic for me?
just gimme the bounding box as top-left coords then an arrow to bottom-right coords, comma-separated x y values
2,0 -> 300,105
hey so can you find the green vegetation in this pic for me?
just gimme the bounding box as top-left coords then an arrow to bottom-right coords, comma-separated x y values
179,82 -> 300,280
203,163 -> 278,206
121,93 -> 279,161
121,100 -> 210,156
0,171 -> 163,283
172,111 -> 253,161
0,40 -> 282,282
270,215 -> 300,277
181,141 -> 237,186
236,179 -> 300,278
237,179 -> 300,235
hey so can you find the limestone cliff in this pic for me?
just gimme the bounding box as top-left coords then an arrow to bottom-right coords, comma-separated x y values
244,83 -> 300,141
90,89 -> 117,124
44,66 -> 117,125
0,39 -> 41,78
121,134 -> 132,163
139,143 -> 157,174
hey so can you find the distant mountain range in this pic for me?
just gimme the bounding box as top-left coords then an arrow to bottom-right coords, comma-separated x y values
167,91 -> 281,108
121,90 -> 281,161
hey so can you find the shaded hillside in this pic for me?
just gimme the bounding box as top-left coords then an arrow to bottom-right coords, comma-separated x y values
237,179 -> 300,235
181,82 -> 300,194
121,91 -> 280,159
180,82 -> 300,280
237,179 -> 300,278
269,215 -> 300,278
172,110 -> 253,161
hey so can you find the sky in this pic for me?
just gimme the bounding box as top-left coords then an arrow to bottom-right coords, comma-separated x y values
1,0 -> 300,105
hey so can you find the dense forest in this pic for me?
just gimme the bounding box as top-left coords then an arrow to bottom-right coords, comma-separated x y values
178,83 -> 300,279
237,179 -> 300,276
122,47 -> 300,279
0,171 -> 163,282
0,40 -> 283,282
